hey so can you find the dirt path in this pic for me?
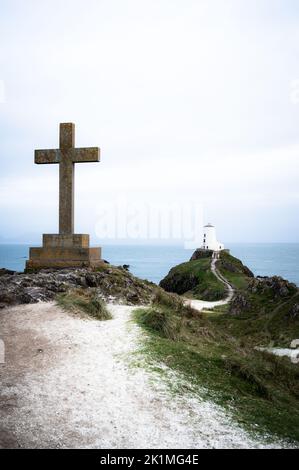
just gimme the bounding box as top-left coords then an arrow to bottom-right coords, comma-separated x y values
0,302 -> 290,449
186,257 -> 234,312
211,257 -> 234,302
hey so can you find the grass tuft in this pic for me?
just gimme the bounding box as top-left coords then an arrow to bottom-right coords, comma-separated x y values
153,289 -> 199,317
56,288 -> 112,320
153,289 -> 184,311
137,307 -> 182,341
136,289 -> 200,341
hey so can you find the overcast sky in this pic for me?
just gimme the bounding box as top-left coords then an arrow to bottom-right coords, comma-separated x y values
0,0 -> 299,244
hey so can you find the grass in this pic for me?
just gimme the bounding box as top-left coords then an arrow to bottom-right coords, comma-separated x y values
56,288 -> 112,320
159,251 -> 255,301
221,271 -> 249,290
134,298 -> 299,444
211,294 -> 299,348
135,290 -> 200,342
160,258 -> 227,301
148,250 -> 299,442
138,307 -> 182,341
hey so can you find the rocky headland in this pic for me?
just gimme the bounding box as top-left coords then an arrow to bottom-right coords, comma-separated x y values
0,264 -> 157,309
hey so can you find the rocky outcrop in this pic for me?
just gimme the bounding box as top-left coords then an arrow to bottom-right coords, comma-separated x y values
159,255 -> 227,301
248,276 -> 297,299
160,249 -> 255,301
160,270 -> 199,295
190,249 -> 213,260
0,265 -> 157,309
288,303 -> 299,320
229,276 -> 298,316
0,268 -> 16,277
229,293 -> 252,315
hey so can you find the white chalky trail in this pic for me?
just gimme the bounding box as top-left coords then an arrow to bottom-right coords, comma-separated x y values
0,302 -> 293,448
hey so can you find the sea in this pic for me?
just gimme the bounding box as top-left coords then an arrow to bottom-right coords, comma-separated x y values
0,243 -> 299,287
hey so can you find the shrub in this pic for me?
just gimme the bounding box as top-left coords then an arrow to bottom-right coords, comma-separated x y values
57,288 -> 112,320
153,289 -> 199,318
138,307 -> 182,341
153,289 -> 184,311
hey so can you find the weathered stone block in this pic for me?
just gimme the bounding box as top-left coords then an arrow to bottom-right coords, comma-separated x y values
26,258 -> 103,269
29,247 -> 101,261
43,234 -> 90,248
26,245 -> 102,269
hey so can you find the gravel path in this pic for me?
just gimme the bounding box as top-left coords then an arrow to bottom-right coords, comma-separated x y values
0,302 -> 291,449
186,257 -> 234,312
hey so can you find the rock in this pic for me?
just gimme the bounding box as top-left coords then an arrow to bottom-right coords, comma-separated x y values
0,289 -> 18,306
126,293 -> 139,304
160,271 -> 198,295
248,276 -> 297,299
85,273 -> 99,287
190,249 -> 213,261
0,265 -> 156,309
0,268 -> 16,277
287,303 -> 299,320
229,293 -> 251,315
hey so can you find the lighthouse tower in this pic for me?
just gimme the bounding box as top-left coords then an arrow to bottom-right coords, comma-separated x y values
202,224 -> 224,252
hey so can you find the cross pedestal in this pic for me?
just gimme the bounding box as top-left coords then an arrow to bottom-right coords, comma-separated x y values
26,123 -> 103,270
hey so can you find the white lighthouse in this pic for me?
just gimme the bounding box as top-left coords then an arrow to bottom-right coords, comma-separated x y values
202,224 -> 224,252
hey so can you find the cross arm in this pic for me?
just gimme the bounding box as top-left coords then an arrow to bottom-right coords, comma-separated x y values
35,149 -> 60,164
73,147 -> 100,163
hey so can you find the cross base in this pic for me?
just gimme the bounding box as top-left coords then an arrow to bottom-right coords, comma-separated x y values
26,234 -> 103,270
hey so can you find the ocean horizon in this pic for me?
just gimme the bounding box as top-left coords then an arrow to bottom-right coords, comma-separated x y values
0,242 -> 298,286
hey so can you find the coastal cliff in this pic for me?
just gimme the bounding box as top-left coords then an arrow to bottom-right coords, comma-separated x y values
160,249 -> 254,301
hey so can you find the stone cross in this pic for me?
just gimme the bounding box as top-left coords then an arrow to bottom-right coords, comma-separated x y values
35,123 -> 100,234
